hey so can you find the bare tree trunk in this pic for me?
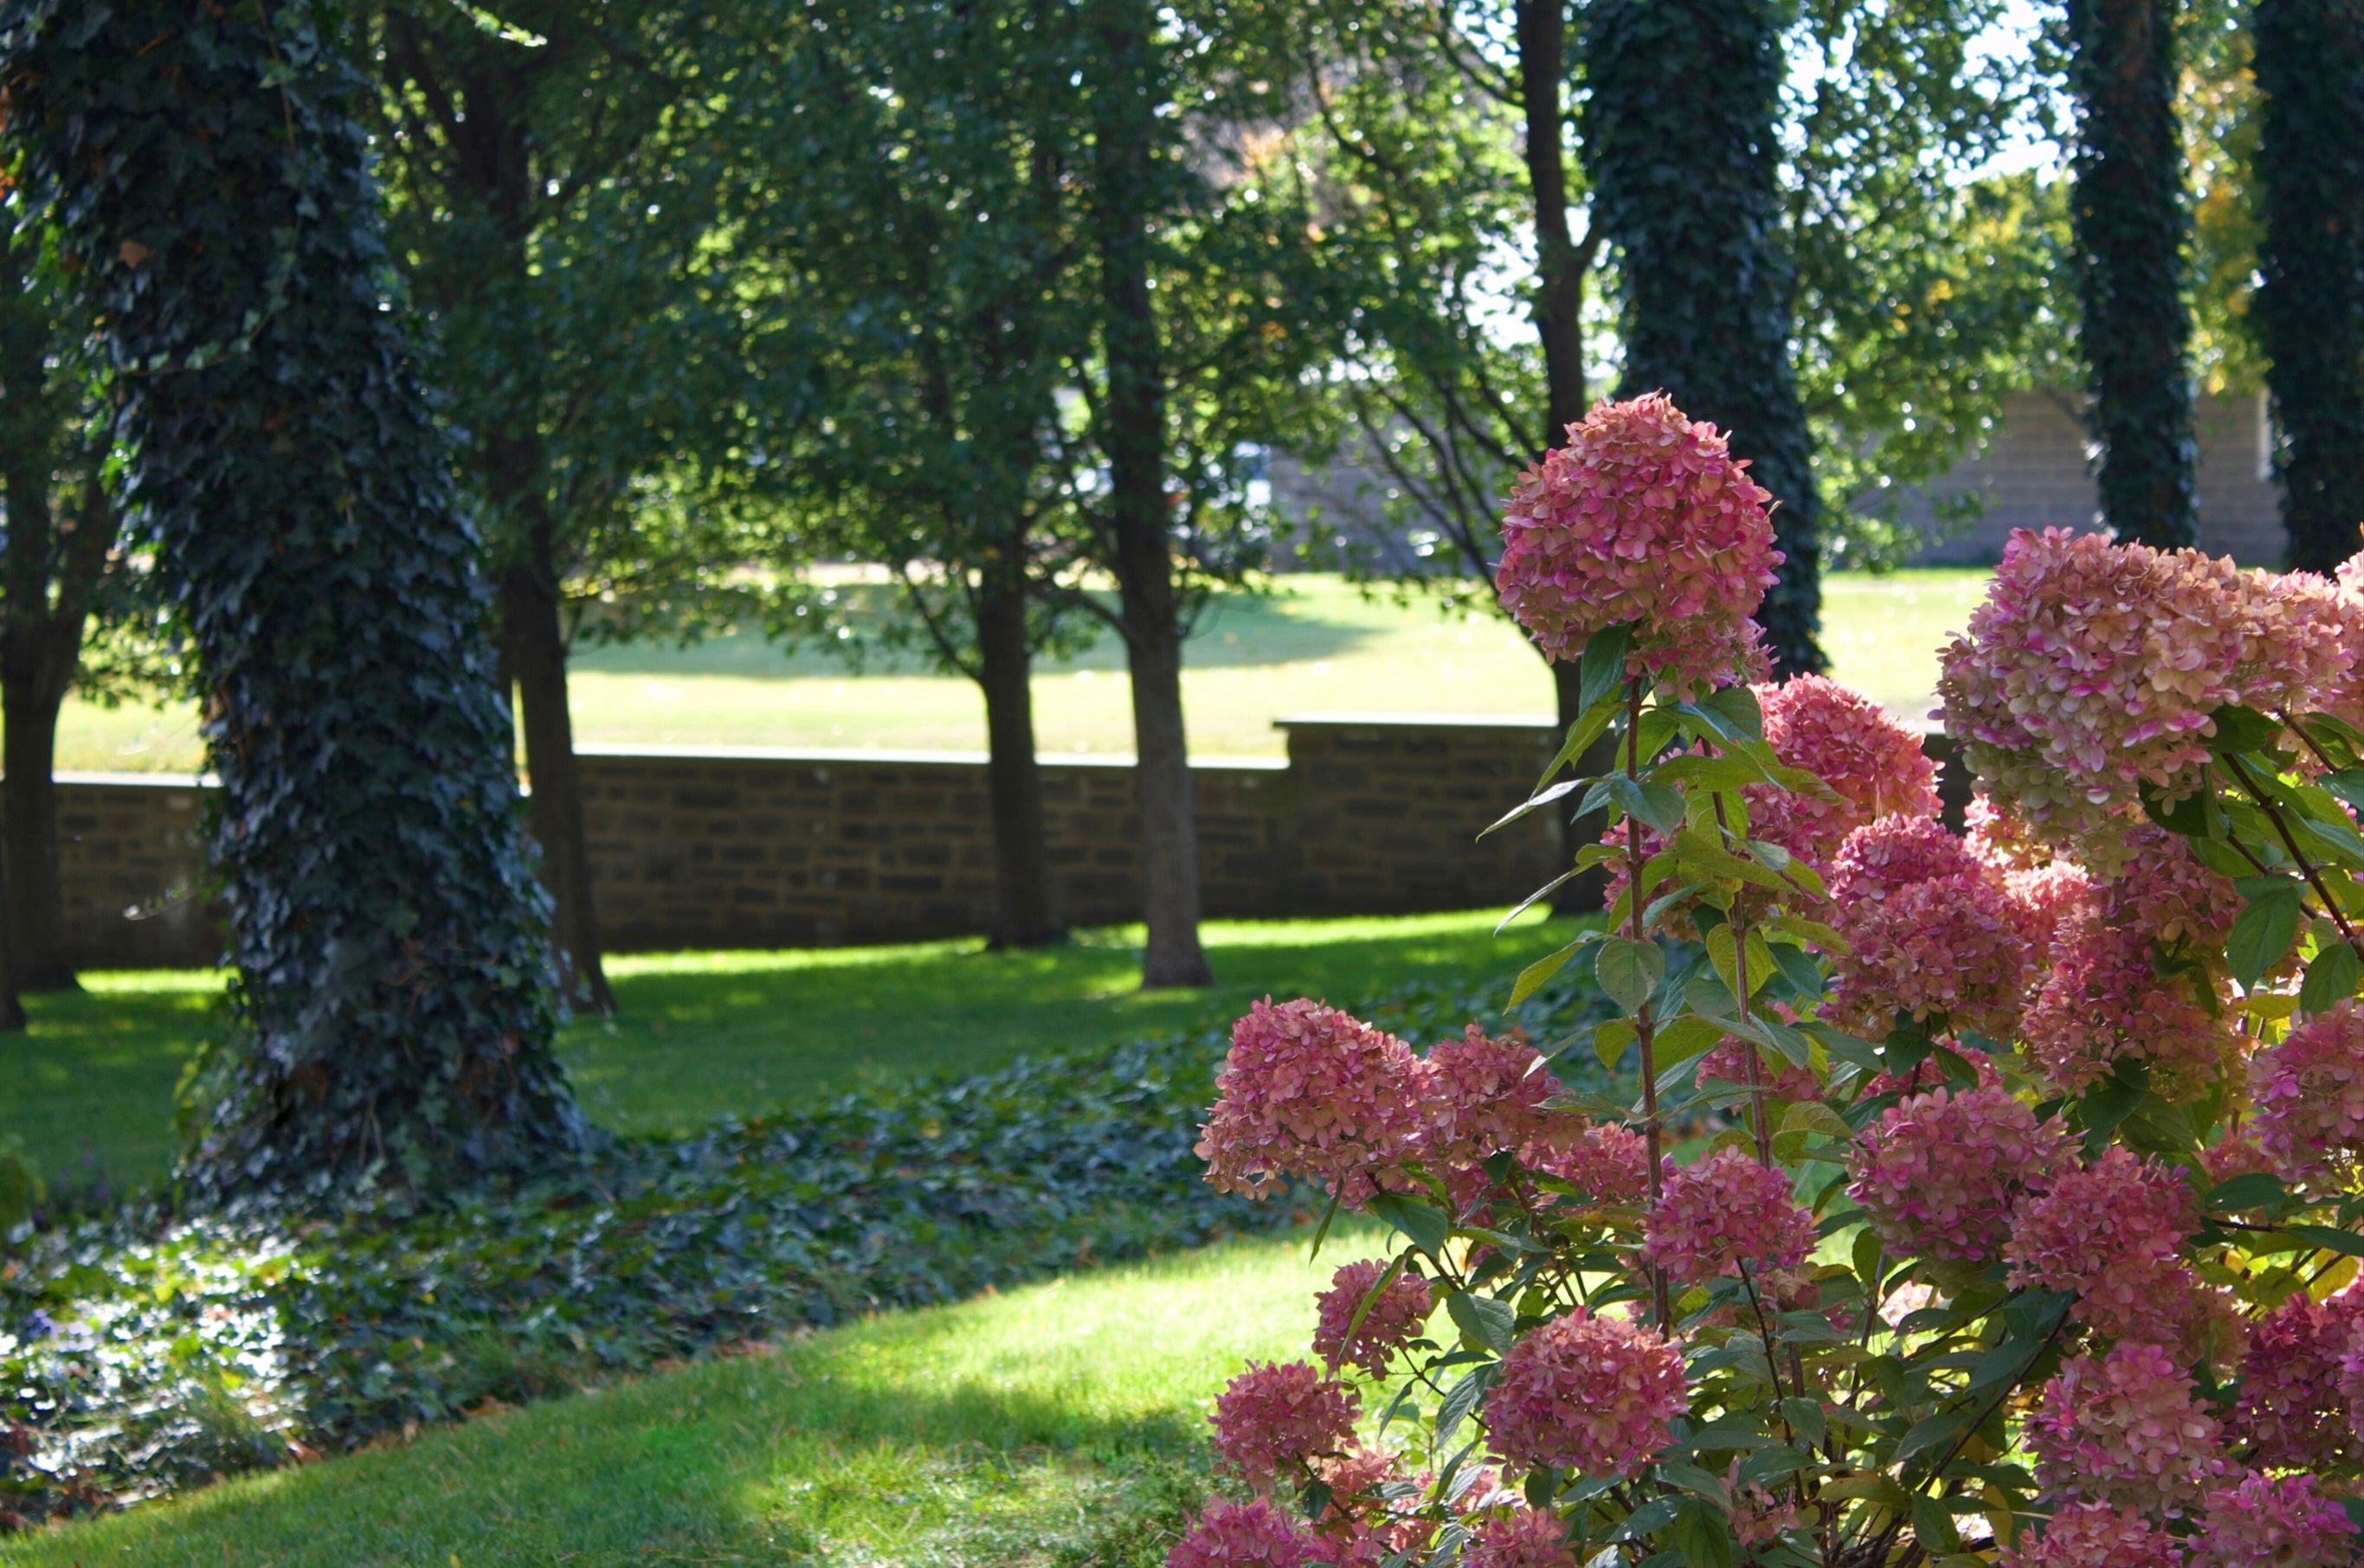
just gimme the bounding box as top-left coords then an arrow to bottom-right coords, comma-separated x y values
499,560 -> 613,1016
1,665 -> 74,991
1093,0 -> 1210,989
976,560 -> 1063,948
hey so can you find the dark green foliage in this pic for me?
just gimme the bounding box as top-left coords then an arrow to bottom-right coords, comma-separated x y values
2251,0 -> 2364,573
2064,0 -> 2199,548
0,967 -> 1615,1525
1581,0 -> 1823,672
0,1031 -> 1284,1525
0,0 -> 583,1195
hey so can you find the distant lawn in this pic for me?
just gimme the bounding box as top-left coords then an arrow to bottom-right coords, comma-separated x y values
0,1225 -> 1368,1568
55,570 -> 1989,772
0,909 -> 1572,1194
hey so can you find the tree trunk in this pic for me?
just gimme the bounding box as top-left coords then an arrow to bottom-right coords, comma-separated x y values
1581,0 -> 1825,673
499,562 -> 613,1016
976,559 -> 1062,948
1,668 -> 74,992
2252,0 -> 2364,574
1093,0 -> 1210,989
2064,0 -> 2198,548
1518,0 -> 1586,447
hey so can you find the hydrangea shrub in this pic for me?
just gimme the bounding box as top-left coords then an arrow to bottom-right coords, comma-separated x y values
1173,396 -> 2364,1566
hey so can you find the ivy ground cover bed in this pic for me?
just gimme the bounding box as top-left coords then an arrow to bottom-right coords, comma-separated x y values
0,910 -> 1572,1193
0,1224 -> 1373,1566
0,916 -> 1605,1537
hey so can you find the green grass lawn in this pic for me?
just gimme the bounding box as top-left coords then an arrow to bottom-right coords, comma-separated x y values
0,1225 -> 1370,1567
55,571 -> 1990,773
1,910 -> 1573,1195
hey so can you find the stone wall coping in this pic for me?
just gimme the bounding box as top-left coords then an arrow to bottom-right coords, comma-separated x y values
570,742 -> 1289,771
52,769 -> 216,788
1273,711 -> 1558,731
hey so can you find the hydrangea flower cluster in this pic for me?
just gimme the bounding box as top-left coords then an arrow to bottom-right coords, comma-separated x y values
1826,815 -> 2031,1038
2023,905 -> 2233,1100
1209,1361 -> 1359,1488
1311,1261 -> 1433,1378
1169,1498 -> 1320,1568
1459,1504 -> 1576,1568
1998,1502 -> 2180,1568
1420,1026 -> 1561,1175
1642,1147 -> 1815,1288
1494,393 -> 1780,696
1196,999 -> 1428,1205
2098,825 -> 2242,953
2249,1000 -> 2364,1179
1483,1309 -> 1686,1479
2005,1148 -> 2205,1346
1850,1081 -> 2068,1265
1523,1118 -> 1652,1205
1747,675 -> 1942,870
2026,1342 -> 2221,1514
2188,1472 -> 2356,1568
1938,527 -> 2354,864
2231,1291 -> 2363,1471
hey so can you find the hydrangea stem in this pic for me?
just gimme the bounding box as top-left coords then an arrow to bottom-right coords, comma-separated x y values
1625,674 -> 1672,1327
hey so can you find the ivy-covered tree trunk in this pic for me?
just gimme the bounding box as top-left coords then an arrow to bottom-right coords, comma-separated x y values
2,0 -> 585,1195
1092,0 -> 1211,990
2252,0 -> 2364,574
1580,0 -> 1824,674
2064,0 -> 2199,549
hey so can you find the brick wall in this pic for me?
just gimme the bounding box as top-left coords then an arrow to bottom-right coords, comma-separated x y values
37,718 -> 1971,970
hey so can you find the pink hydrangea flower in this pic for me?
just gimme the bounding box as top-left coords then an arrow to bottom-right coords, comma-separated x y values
1827,816 -> 2031,1038
1693,1037 -> 1820,1102
1643,1147 -> 1816,1288
1525,1119 -> 1652,1206
1967,793 -> 2052,872
1484,1308 -> 1687,1478
1850,1081 -> 2069,1266
2188,1471 -> 2356,1568
2005,861 -> 2095,956
1420,1026 -> 1562,1173
1167,1498 -> 1321,1568
1749,676 -> 1942,871
2005,1147 -> 2199,1340
1461,1503 -> 1576,1568
2024,904 -> 2233,1101
2249,999 -> 2364,1179
1197,999 -> 1430,1206
1494,393 -> 1781,696
1312,1261 -> 1435,1378
2097,825 -> 2242,953
1210,1361 -> 1360,1487
2027,1343 -> 2223,1514
1938,528 -> 2354,864
2230,1290 -> 2364,1471
1999,1502 -> 2181,1568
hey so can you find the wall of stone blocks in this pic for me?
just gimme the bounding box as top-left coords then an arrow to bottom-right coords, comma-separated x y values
1906,390 -> 2284,566
35,719 -> 1973,970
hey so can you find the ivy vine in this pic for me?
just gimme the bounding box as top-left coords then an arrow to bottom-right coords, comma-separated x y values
1580,0 -> 1825,673
0,0 -> 586,1198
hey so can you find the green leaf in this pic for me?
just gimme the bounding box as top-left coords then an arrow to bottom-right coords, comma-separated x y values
2229,880 -> 2307,990
1912,1497 -> 1962,1555
1366,1192 -> 1451,1261
1654,1014 -> 1726,1071
2206,1172 -> 2292,1212
1478,779 -> 1581,840
1532,701 -> 1619,794
1701,683 -> 1765,742
1511,941 -> 1582,1007
1578,623 -> 1636,713
1670,1500 -> 1736,1568
2301,941 -> 2364,1017
1595,937 -> 1666,1016
1445,1290 -> 1515,1355
2209,704 -> 2281,755
1895,1408 -> 1972,1464
2284,1224 -> 2364,1259
1594,1018 -> 1639,1074
1434,1365 -> 1491,1448
2077,1063 -> 2150,1151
